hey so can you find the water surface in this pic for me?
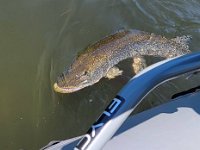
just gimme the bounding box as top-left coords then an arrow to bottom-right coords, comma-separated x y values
0,0 -> 200,149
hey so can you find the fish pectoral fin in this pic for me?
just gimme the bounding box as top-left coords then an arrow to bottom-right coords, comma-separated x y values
132,56 -> 147,74
105,66 -> 123,79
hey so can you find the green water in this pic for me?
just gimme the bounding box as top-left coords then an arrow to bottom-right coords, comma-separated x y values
0,0 -> 200,149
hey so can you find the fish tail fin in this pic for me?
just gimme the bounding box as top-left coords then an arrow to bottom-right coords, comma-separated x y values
172,35 -> 192,52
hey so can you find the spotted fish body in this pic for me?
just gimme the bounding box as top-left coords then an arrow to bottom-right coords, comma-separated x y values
54,29 -> 191,93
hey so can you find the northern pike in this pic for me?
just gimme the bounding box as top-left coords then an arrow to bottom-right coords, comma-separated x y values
53,29 -> 191,93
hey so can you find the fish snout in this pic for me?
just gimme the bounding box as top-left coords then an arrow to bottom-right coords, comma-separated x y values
53,82 -> 81,93
53,83 -> 65,93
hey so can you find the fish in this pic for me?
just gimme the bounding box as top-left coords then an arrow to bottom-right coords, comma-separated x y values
53,29 -> 191,93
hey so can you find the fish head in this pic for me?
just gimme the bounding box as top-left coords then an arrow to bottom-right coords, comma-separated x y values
53,57 -> 102,93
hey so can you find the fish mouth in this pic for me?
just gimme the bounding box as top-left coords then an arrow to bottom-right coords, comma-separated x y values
53,83 -> 83,93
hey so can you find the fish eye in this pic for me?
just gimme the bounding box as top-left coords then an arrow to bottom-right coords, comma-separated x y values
76,71 -> 89,78
83,71 -> 88,76
80,71 -> 88,77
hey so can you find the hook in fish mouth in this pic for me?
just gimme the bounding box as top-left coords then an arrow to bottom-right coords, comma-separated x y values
53,83 -> 83,93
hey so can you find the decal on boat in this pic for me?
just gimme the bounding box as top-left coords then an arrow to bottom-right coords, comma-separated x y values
74,95 -> 125,150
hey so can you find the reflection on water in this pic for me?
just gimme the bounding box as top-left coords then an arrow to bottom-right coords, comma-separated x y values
0,0 -> 200,149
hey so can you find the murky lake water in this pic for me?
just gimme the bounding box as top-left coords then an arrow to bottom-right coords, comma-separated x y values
1,0 -> 200,149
